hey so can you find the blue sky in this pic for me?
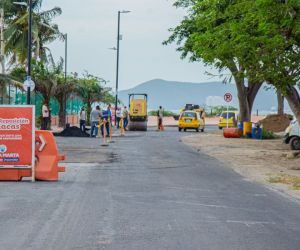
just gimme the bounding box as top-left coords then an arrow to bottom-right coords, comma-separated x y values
43,0 -> 220,90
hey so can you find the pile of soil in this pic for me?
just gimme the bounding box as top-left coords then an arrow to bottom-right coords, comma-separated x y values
258,114 -> 293,132
54,126 -> 90,137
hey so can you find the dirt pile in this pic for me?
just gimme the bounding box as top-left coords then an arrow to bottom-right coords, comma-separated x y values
258,114 -> 293,132
54,126 -> 90,137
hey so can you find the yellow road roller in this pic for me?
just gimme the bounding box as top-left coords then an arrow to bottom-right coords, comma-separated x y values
128,93 -> 148,131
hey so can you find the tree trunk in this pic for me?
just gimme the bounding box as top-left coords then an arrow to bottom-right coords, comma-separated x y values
235,79 -> 262,122
285,84 -> 300,125
57,94 -> 66,128
86,99 -> 91,126
227,61 -> 262,123
277,91 -> 284,115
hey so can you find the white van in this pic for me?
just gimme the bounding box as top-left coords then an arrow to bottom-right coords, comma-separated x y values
284,119 -> 300,150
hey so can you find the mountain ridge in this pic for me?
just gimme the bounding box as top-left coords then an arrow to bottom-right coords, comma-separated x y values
119,79 -> 278,112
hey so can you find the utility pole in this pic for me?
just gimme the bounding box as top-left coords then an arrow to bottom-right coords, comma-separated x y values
26,0 -> 33,105
0,8 -> 5,74
63,33 -> 67,127
114,10 -> 130,126
115,11 -> 121,126
0,8 -> 5,105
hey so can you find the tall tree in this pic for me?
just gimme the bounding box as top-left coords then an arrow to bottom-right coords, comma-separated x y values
164,0 -> 262,122
75,72 -> 112,125
54,73 -> 76,127
4,0 -> 63,65
231,0 -> 300,123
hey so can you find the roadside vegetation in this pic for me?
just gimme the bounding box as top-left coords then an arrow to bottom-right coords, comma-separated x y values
0,0 -> 114,128
164,0 -> 300,124
206,105 -> 238,117
268,174 -> 300,190
148,110 -> 177,117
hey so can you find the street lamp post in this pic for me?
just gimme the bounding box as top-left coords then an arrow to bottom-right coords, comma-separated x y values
64,33 -> 68,126
114,10 -> 130,126
27,0 -> 33,105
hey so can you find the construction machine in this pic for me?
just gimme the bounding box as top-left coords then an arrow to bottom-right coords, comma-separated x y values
128,93 -> 148,131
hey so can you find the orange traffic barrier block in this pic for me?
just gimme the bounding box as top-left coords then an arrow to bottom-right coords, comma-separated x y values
35,130 -> 66,181
0,169 -> 32,181
223,128 -> 243,138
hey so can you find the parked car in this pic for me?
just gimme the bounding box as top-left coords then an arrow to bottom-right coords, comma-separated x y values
178,111 -> 205,132
284,119 -> 300,150
218,111 -> 239,129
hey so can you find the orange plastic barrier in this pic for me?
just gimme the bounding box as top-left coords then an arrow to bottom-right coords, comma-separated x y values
0,169 -> 32,181
35,130 -> 66,181
223,128 -> 243,138
0,131 -> 66,181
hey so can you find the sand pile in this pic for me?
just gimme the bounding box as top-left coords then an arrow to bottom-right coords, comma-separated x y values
54,126 -> 90,137
258,114 -> 293,132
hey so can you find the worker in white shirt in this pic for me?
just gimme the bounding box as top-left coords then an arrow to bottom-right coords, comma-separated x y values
79,107 -> 86,132
116,107 -> 121,128
41,102 -> 49,130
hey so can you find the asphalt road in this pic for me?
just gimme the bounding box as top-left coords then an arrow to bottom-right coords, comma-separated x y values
1,128 -> 300,250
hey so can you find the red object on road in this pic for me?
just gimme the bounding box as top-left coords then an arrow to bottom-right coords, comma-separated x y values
223,128 -> 242,138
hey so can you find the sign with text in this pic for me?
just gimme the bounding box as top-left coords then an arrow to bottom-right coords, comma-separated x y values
0,106 -> 35,168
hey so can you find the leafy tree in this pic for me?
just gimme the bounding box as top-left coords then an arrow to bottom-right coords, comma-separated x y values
164,0 -> 263,122
54,74 -> 76,127
166,0 -> 300,123
219,0 -> 300,123
75,72 -> 112,125
4,0 -> 63,65
246,0 -> 300,123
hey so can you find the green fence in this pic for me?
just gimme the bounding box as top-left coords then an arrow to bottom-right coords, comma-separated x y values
0,86 -> 84,116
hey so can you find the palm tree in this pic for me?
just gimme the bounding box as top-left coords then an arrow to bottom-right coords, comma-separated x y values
4,0 -> 63,65
54,73 -> 77,127
0,72 -> 23,104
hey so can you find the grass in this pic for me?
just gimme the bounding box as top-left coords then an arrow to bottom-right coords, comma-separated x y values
268,173 -> 300,190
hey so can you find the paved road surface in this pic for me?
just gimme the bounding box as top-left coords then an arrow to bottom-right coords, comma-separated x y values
1,128 -> 300,250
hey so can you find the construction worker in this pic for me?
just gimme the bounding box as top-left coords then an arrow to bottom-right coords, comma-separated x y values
101,104 -> 112,137
116,107 -> 121,128
123,106 -> 129,130
41,102 -> 50,130
90,106 -> 102,137
157,106 -> 164,131
79,107 -> 86,132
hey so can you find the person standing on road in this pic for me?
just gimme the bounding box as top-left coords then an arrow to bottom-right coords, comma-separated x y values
116,107 -> 121,128
101,104 -> 112,137
41,102 -> 49,130
123,106 -> 129,130
157,106 -> 164,131
90,105 -> 102,137
79,107 -> 86,132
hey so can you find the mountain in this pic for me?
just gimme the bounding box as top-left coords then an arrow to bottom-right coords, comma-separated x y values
119,79 -> 279,113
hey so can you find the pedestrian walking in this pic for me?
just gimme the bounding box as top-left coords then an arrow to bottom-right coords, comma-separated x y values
90,106 -> 102,137
116,107 -> 121,128
123,106 -> 129,130
41,102 -> 49,130
79,107 -> 86,132
157,106 -> 164,131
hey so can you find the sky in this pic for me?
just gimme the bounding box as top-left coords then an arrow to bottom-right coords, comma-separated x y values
43,0 -> 220,90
